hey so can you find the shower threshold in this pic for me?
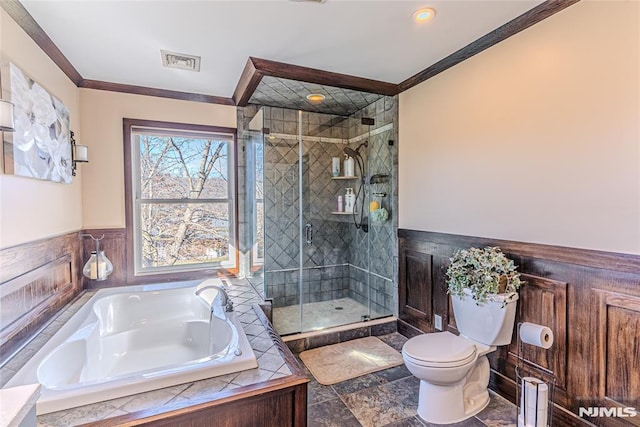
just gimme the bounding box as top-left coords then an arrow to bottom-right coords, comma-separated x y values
272,297 -> 388,336
280,316 -> 397,350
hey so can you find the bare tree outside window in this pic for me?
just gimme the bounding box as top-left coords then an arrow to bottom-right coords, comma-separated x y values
132,128 -> 235,272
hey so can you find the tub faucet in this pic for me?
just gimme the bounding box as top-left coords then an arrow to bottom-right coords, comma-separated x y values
195,285 -> 234,319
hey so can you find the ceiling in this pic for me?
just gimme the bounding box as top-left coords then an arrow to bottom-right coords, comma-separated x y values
250,76 -> 383,115
20,0 -> 544,99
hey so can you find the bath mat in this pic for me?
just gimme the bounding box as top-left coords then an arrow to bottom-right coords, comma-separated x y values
299,336 -> 404,385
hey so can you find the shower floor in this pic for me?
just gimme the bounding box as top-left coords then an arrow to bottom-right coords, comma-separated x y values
273,297 -> 385,335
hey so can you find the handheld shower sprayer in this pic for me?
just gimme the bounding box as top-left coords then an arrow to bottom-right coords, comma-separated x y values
343,141 -> 368,159
343,146 -> 359,159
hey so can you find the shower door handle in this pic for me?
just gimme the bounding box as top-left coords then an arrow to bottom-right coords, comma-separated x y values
305,222 -> 313,245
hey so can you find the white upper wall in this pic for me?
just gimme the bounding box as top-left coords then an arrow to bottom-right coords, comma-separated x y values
399,1 -> 640,255
0,9 -> 82,249
79,89 -> 236,229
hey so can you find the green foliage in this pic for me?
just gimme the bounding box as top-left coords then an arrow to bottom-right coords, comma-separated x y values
446,246 -> 523,304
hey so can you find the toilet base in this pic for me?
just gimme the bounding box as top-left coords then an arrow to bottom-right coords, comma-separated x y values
416,380 -> 490,424
415,356 -> 491,425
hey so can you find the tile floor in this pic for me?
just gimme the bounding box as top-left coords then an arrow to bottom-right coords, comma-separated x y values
299,333 -> 518,427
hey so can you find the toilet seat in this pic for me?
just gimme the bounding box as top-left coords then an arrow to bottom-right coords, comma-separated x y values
403,332 -> 477,368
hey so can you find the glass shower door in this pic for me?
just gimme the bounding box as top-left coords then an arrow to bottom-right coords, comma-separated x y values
299,112 -> 370,332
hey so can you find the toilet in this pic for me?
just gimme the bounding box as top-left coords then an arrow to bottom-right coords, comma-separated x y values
402,290 -> 518,425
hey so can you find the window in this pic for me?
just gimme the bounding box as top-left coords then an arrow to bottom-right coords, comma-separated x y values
124,119 -> 236,277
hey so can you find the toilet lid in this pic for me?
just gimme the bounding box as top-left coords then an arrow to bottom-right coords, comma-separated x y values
403,332 -> 476,365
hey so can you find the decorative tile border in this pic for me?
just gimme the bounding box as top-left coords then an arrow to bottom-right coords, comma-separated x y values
268,132 -> 347,145
348,123 -> 394,145
266,123 -> 393,147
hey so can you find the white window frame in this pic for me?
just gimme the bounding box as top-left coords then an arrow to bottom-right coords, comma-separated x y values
128,122 -> 237,276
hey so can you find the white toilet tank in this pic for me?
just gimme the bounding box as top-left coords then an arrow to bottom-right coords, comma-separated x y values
451,289 -> 518,346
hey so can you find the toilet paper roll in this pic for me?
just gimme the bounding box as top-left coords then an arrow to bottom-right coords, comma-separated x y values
520,322 -> 554,349
520,377 -> 548,427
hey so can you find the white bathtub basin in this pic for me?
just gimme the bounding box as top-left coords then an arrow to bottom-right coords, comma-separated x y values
4,280 -> 258,414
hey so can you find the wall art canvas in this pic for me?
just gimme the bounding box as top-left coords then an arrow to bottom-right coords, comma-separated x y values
2,62 -> 72,183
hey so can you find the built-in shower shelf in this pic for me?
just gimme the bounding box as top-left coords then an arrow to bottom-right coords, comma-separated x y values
332,211 -> 357,215
331,176 -> 358,180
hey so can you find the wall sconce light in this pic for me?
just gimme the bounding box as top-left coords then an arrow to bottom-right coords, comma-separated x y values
0,99 -> 15,131
80,233 -> 113,281
71,131 -> 88,176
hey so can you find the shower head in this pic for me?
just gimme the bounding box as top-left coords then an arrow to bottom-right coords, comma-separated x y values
343,141 -> 368,158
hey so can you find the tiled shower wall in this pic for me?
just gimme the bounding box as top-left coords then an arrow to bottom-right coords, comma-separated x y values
261,98 -> 398,316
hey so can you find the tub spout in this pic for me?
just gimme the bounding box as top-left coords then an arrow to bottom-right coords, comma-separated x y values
196,285 -> 234,319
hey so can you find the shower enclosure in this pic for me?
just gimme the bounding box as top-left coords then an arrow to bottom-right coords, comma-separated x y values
248,96 -> 398,335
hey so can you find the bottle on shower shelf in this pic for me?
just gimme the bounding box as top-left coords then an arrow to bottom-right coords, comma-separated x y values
337,195 -> 343,213
332,157 -> 341,177
344,155 -> 355,177
345,188 -> 355,213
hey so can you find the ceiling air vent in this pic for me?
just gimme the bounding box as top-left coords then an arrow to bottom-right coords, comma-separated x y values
161,50 -> 201,72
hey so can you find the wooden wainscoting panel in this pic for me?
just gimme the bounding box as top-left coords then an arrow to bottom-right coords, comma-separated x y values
507,274 -> 568,390
81,228 -> 126,289
398,229 -> 640,426
595,290 -> 640,410
399,246 -> 434,332
0,232 -> 78,285
0,255 -> 71,333
0,231 -> 82,362
606,306 -> 640,408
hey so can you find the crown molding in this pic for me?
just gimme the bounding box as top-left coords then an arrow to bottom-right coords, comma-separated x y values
1,0 -> 83,85
80,80 -> 234,105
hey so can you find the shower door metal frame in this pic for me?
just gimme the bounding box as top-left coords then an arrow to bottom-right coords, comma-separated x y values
297,110 -> 305,332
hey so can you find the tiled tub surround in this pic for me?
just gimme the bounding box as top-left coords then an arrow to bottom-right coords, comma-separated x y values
0,278 -> 305,426
5,280 -> 258,414
261,100 -> 398,327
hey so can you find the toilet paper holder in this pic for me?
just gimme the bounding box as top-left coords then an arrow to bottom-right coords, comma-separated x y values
515,322 -> 557,427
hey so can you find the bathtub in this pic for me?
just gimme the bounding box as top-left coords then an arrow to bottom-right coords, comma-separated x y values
4,280 -> 258,414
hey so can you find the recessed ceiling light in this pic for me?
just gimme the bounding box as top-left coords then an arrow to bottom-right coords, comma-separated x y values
306,94 -> 326,104
413,7 -> 436,23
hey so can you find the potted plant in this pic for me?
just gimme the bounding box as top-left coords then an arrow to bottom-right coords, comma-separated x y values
446,246 -> 523,304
